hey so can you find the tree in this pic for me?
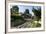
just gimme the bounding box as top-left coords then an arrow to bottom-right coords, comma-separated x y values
24,9 -> 29,14
11,6 -> 19,14
32,7 -> 41,21
23,9 -> 32,18
11,6 -> 19,16
11,6 -> 26,27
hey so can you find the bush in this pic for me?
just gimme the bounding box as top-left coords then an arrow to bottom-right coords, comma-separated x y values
36,23 -> 41,27
11,16 -> 26,27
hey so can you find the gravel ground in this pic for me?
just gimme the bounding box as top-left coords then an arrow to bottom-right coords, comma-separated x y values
15,19 -> 32,28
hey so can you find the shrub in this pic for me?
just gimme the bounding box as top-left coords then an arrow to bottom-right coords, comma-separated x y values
11,16 -> 26,27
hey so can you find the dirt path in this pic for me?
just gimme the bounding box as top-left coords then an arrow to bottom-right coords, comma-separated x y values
16,19 -> 32,28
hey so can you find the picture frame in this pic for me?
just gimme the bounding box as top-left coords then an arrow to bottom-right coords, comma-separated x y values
5,0 -> 45,33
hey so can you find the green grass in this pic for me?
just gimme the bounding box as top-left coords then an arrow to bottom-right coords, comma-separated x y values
31,20 -> 41,28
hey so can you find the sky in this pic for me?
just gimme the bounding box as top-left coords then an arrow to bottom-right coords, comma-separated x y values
10,5 -> 41,16
18,5 -> 33,14
18,5 -> 41,16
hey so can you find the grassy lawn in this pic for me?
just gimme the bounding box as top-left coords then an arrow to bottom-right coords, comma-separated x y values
31,19 -> 41,28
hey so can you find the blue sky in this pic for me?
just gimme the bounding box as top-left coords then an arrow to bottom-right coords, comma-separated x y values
18,5 -> 33,14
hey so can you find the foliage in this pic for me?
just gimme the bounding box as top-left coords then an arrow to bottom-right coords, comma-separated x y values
11,6 -> 26,27
32,7 -> 41,21
10,6 -> 19,14
11,16 -> 26,27
24,9 -> 29,14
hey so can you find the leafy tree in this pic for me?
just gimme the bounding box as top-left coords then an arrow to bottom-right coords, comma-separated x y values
11,6 -> 26,27
32,7 -> 41,21
11,6 -> 19,14
23,9 -> 32,18
24,9 -> 29,14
